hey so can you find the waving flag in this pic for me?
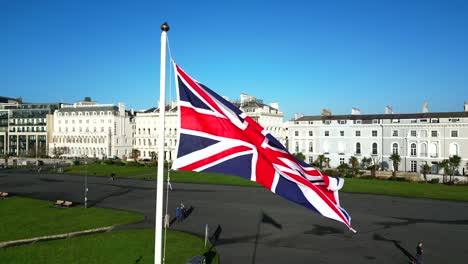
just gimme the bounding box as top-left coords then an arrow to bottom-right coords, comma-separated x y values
172,63 -> 354,231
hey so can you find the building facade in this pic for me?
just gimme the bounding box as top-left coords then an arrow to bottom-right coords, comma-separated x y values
0,96 -> 60,157
287,104 -> 468,175
133,103 -> 178,161
51,98 -> 134,159
233,93 -> 286,145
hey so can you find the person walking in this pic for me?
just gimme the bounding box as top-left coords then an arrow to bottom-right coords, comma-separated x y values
164,213 -> 170,228
175,207 -> 181,222
415,241 -> 423,264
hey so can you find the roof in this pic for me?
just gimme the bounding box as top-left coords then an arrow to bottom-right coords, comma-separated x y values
57,106 -> 118,112
0,96 -> 22,104
296,111 -> 468,121
143,105 -> 177,113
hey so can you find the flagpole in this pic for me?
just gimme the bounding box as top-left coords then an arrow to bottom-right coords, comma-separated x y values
155,22 -> 169,264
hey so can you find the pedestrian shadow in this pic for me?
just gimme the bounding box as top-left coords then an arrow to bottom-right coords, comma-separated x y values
375,216 -> 468,229
169,206 -> 195,226
203,249 -> 217,264
303,224 -> 344,236
373,233 -> 416,263
88,188 -> 131,207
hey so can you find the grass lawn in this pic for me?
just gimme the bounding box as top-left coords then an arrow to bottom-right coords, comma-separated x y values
66,163 -> 259,186
0,197 -> 144,243
0,229 -> 218,264
342,177 -> 468,202
64,163 -> 157,179
64,164 -> 468,201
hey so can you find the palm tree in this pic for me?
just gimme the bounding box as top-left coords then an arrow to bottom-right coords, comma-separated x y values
448,155 -> 461,183
361,157 -> 372,169
389,153 -> 401,179
370,156 -> 381,178
1,153 -> 10,168
420,163 -> 431,182
293,152 -> 305,162
438,159 -> 450,183
150,151 -> 157,162
131,148 -> 140,163
316,154 -> 326,170
337,163 -> 349,177
349,156 -> 359,178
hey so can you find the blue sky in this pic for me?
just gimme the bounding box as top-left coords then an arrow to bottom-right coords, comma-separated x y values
1,0 -> 467,119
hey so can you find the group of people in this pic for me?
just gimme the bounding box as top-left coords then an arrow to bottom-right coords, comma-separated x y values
163,202 -> 188,228
175,203 -> 187,221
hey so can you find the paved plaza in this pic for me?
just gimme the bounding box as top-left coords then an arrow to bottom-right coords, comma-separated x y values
1,170 -> 468,263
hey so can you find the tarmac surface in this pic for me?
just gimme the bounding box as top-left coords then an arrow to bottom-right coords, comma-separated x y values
1,169 -> 468,263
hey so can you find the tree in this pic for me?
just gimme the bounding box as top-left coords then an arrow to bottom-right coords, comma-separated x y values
448,155 -> 461,183
1,153 -> 10,167
315,154 -> 327,170
292,152 -> 305,162
420,163 -> 431,182
389,153 -> 401,179
361,157 -> 372,170
438,159 -> 450,183
149,151 -> 157,162
131,148 -> 140,162
370,156 -> 381,178
337,163 -> 349,177
348,156 -> 359,178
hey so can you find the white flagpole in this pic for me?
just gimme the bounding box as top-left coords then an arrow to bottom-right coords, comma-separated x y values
155,22 -> 169,264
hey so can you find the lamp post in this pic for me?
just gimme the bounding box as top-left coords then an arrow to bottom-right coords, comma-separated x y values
84,155 -> 88,208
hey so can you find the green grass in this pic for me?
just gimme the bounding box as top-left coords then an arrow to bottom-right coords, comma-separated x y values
66,163 -> 259,186
0,197 -> 144,243
342,177 -> 468,202
64,164 -> 468,201
65,163 -> 157,179
0,229 -> 218,264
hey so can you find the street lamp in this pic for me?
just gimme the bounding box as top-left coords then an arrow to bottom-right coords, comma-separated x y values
84,155 -> 88,208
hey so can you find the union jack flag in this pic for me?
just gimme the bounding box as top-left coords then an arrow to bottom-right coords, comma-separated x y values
172,63 -> 354,231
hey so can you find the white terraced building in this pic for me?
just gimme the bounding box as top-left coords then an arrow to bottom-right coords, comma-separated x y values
133,93 -> 286,162
50,97 -> 135,159
133,102 -> 178,161
232,93 -> 286,145
287,103 -> 468,175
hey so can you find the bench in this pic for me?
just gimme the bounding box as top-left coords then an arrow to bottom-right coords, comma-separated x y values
0,192 -> 9,198
55,200 -> 65,206
54,200 -> 73,208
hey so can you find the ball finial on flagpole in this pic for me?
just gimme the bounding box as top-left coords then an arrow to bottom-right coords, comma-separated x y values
161,22 -> 170,32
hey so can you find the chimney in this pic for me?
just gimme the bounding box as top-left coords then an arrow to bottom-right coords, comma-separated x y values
321,109 -> 332,116
270,102 -> 279,110
464,102 -> 468,112
351,108 -> 361,115
118,103 -> 125,116
294,113 -> 304,120
422,101 -> 429,113
130,108 -> 134,116
240,93 -> 249,103
385,106 -> 393,114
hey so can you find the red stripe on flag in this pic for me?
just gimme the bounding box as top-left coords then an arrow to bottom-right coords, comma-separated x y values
179,145 -> 252,171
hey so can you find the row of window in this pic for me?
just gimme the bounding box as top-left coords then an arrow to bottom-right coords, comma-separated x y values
295,130 -> 459,138
57,111 -> 114,116
137,128 -> 177,135
9,127 -> 46,132
58,127 -> 111,133
136,138 -> 177,147
10,118 -> 46,124
58,119 -> 113,124
294,141 -> 459,158
297,118 -> 442,125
